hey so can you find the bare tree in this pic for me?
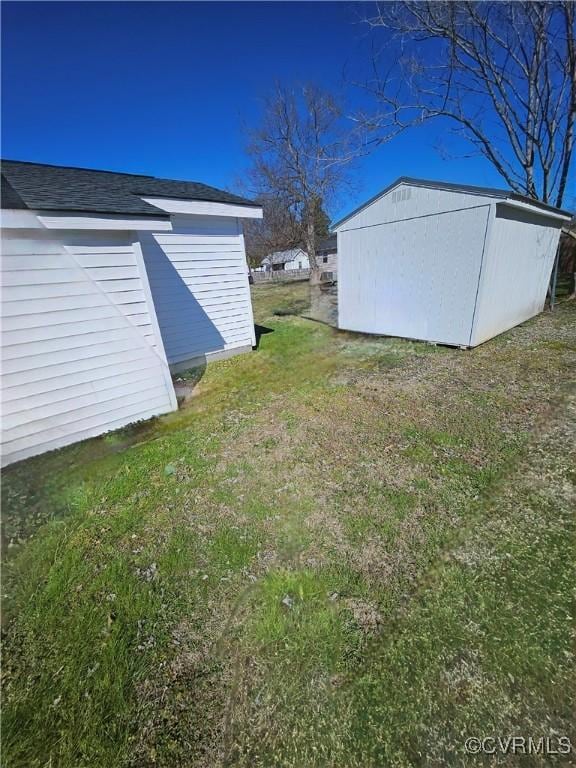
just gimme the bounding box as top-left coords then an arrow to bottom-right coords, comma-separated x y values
246,84 -> 364,283
243,194 -> 305,270
359,1 -> 576,208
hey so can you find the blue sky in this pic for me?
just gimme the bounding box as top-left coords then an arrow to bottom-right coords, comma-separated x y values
2,1 -> 510,219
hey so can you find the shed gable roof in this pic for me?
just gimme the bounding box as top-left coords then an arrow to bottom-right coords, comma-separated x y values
1,160 -> 256,217
331,176 -> 573,231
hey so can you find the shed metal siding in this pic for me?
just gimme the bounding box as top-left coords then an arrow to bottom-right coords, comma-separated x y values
1,229 -> 176,466
470,205 -> 563,345
334,183 -> 494,232
141,214 -> 255,367
338,205 -> 490,346
336,182 -> 569,347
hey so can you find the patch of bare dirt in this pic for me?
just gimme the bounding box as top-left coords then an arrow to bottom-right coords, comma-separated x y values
344,598 -> 383,635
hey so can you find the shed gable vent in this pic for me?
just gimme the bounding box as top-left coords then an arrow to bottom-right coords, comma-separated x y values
391,187 -> 412,204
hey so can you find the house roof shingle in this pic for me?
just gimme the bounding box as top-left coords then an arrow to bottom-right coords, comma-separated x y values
1,175 -> 27,209
1,159 -> 256,217
317,235 -> 337,252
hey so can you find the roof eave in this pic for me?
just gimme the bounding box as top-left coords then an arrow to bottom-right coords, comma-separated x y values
139,196 -> 263,218
132,190 -> 258,208
506,193 -> 573,219
2,208 -> 173,231
34,206 -> 170,219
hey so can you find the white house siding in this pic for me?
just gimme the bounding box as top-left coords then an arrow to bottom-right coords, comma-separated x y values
284,254 -> 310,271
262,249 -> 309,272
319,251 -> 337,272
338,204 -> 490,346
470,204 -> 563,346
141,214 -> 255,369
1,228 -> 176,466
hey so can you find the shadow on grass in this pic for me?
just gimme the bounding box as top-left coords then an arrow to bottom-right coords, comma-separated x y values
254,324 -> 274,350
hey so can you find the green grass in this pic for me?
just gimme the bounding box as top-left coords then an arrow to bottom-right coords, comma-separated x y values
2,281 -> 575,767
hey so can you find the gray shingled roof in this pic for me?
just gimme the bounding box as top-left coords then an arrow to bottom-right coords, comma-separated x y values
1,175 -> 27,209
317,235 -> 337,252
1,160 -> 256,217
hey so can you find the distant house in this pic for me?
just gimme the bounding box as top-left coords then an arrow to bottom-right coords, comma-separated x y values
1,159 -> 262,465
261,248 -> 309,272
261,239 -> 337,274
316,235 -> 337,275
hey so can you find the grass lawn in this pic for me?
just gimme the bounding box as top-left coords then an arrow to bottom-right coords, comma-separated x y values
2,281 -> 575,767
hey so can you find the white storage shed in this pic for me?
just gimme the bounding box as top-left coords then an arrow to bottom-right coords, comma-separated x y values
1,160 -> 262,466
333,178 -> 571,348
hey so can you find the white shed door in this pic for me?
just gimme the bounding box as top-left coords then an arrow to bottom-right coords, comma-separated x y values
338,205 -> 490,346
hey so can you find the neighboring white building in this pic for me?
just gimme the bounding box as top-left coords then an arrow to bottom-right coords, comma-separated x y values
333,177 -> 571,348
261,240 -> 336,275
261,248 -> 309,271
1,160 -> 262,466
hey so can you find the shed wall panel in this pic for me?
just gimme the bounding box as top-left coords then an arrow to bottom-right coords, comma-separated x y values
338,205 -> 490,346
470,205 -> 563,345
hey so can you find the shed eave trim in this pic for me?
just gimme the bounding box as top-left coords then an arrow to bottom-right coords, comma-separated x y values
498,199 -> 572,222
500,196 -> 572,221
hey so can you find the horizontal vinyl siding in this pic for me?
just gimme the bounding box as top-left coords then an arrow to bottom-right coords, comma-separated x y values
1,229 -> 176,466
141,215 -> 255,366
321,252 -> 338,272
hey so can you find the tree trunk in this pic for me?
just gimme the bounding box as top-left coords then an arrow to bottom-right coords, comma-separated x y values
309,267 -> 322,285
245,256 -> 254,285
305,217 -> 322,285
